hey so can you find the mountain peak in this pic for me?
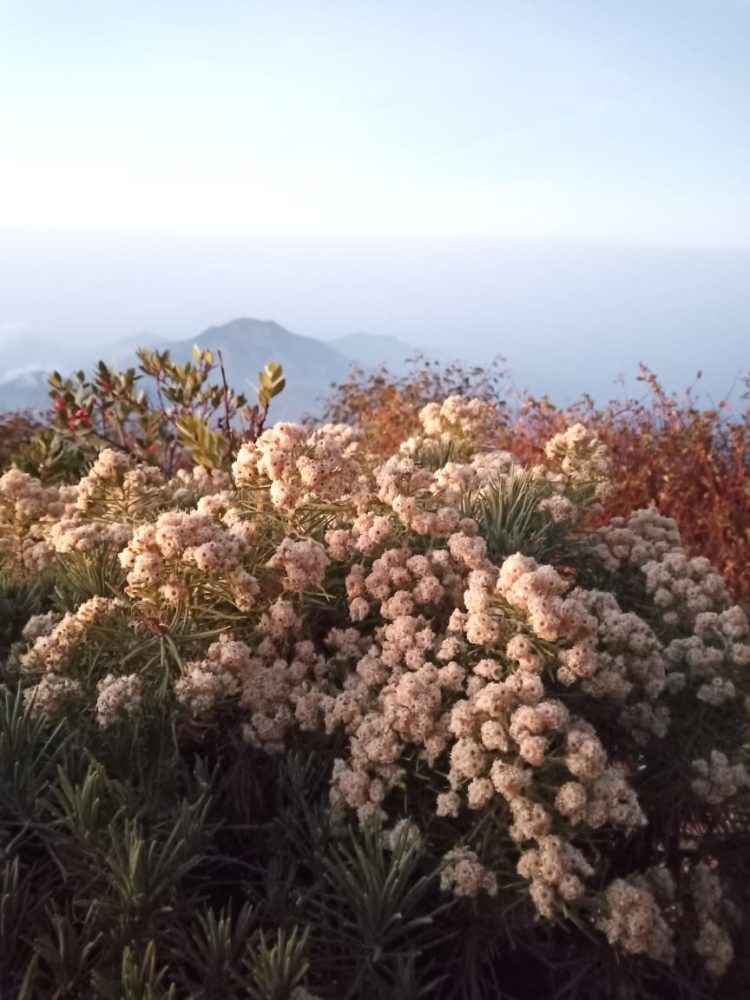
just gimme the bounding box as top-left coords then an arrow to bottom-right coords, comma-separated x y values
199,317 -> 297,339
0,318 -> 429,420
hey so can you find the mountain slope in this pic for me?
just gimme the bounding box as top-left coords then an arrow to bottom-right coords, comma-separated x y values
328,332 -> 424,372
0,318 -> 366,420
0,369 -> 50,411
177,318 -> 354,419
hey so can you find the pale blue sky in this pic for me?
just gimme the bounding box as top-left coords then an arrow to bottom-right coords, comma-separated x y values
2,0 -> 750,244
1,1 -> 749,404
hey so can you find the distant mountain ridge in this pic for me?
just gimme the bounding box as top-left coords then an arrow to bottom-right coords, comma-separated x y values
328,332 -> 430,370
0,318 -> 423,420
0,369 -> 51,411
190,319 -> 354,420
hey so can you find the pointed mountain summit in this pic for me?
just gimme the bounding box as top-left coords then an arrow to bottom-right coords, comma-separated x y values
0,318 -> 426,419
183,318 -> 353,419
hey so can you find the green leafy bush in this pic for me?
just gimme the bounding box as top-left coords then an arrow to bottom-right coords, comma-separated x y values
15,349 -> 285,481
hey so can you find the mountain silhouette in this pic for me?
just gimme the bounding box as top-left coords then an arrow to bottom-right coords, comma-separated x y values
0,318 -> 419,421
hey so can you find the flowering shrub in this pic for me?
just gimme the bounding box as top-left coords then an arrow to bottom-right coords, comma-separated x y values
327,362 -> 750,602
500,369 -> 750,604
1,391 -> 749,997
322,354 -> 509,456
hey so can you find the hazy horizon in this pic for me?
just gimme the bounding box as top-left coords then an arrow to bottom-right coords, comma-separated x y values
1,229 -> 748,405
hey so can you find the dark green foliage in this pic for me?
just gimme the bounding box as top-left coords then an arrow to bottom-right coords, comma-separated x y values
34,349 -> 286,477
12,427 -> 93,483
0,688 -> 68,823
311,825 -> 446,998
91,940 -> 177,1000
179,901 -> 256,997
0,685 -> 747,997
2,538 -> 748,1000
467,469 -> 571,563
0,572 -> 48,657
245,926 -> 310,1000
53,549 -> 127,609
413,437 -> 474,471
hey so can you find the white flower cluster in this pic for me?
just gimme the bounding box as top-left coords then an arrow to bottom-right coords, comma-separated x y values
24,674 -> 82,718
543,423 -> 611,498
21,611 -> 60,643
48,517 -> 133,555
22,596 -> 119,674
96,672 -> 143,728
517,835 -> 594,916
233,422 -> 361,511
591,508 -> 682,573
418,395 -> 501,444
76,447 -> 165,514
177,629 -> 329,753
596,861 -> 736,975
440,846 -> 498,897
597,875 -> 675,964
120,509 -> 260,611
691,750 -> 750,805
690,863 -> 735,977
266,538 -> 330,592
0,468 -> 74,578
168,464 -> 233,506
431,451 -> 516,504
643,550 -> 729,629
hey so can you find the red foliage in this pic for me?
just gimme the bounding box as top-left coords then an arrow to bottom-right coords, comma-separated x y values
0,412 -> 43,472
583,370 -> 750,602
325,363 -> 750,601
322,355 -> 509,453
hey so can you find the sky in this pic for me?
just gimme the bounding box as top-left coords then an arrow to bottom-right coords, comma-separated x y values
1,0 -> 749,400
2,0 -> 750,244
